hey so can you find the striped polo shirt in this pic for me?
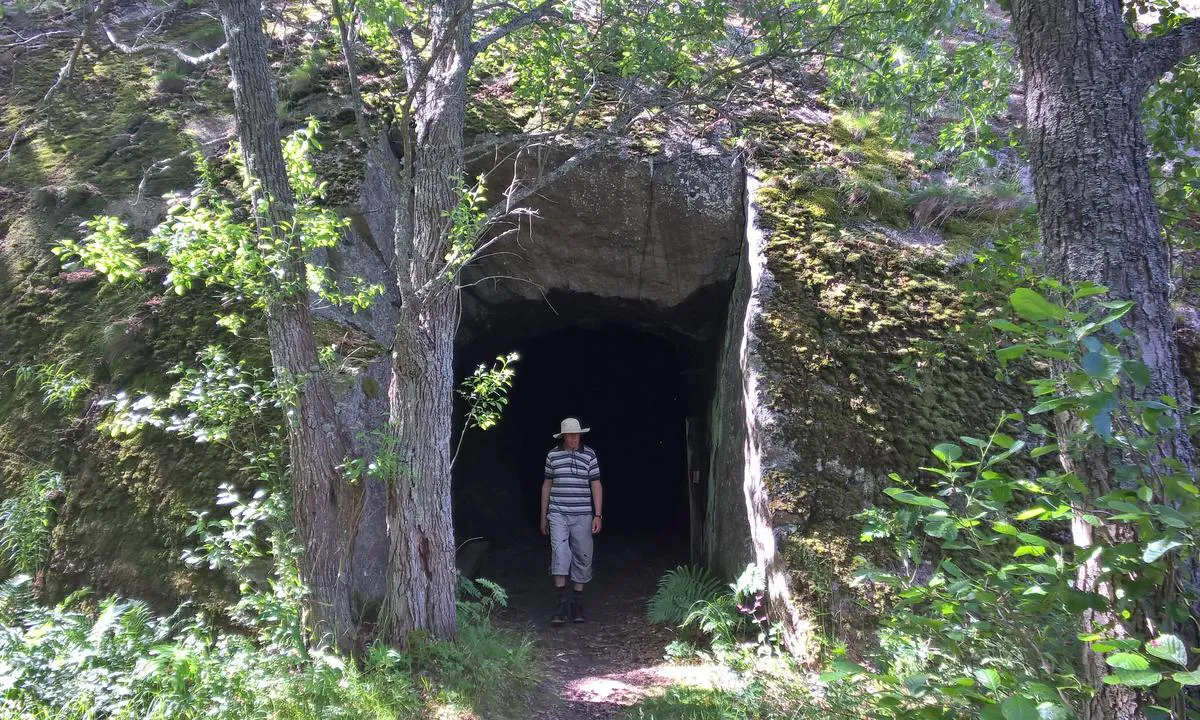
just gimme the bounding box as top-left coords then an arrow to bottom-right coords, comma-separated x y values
545,445 -> 600,515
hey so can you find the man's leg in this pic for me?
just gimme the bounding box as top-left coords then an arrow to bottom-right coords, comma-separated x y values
548,514 -> 572,625
567,513 -> 594,623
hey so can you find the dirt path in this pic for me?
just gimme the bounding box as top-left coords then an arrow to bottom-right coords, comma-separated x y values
484,531 -> 699,719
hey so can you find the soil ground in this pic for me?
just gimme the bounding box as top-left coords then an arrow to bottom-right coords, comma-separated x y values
485,529 -> 718,719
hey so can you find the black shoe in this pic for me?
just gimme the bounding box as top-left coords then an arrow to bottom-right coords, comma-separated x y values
571,598 -> 586,623
550,598 -> 569,626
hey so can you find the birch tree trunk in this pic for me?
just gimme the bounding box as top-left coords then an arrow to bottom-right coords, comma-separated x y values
216,0 -> 360,654
1010,1 -> 1200,716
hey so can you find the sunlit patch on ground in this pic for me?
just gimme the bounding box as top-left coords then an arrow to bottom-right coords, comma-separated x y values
562,662 -> 736,706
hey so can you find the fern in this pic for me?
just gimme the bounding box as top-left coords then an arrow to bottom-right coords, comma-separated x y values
0,470 -> 62,575
683,594 -> 744,651
0,574 -> 33,622
647,565 -> 723,625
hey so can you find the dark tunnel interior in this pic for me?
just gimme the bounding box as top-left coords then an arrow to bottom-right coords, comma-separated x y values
452,324 -> 693,556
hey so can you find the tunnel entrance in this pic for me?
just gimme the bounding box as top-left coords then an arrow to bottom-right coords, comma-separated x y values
437,147 -> 748,606
453,324 -> 691,558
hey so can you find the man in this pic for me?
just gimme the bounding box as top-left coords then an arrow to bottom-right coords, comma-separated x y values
540,417 -> 603,625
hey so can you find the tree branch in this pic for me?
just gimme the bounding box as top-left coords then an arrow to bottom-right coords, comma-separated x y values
470,0 -> 560,56
394,26 -> 423,90
329,0 -> 372,142
2,15 -> 89,162
482,138 -> 603,226
1135,18 -> 1200,88
101,24 -> 227,64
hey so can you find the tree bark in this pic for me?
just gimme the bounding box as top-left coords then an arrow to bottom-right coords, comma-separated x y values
216,0 -> 360,654
1011,1 -> 1198,717
382,0 -> 473,645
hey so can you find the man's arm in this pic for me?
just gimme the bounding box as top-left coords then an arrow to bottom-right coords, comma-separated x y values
540,477 -> 552,535
591,479 -> 603,534
589,450 -> 603,534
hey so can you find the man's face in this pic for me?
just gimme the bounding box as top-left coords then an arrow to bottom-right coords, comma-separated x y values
563,433 -> 581,450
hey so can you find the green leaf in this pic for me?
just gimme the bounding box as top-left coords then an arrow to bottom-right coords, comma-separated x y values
997,344 -> 1029,362
1030,444 -> 1059,458
1172,669 -> 1200,686
1146,635 -> 1188,667
1014,507 -> 1046,521
1126,360 -> 1151,388
932,443 -> 963,464
1103,670 -> 1162,687
1010,288 -> 1066,322
884,487 -> 950,510
1029,397 -> 1074,415
1036,703 -> 1071,720
924,516 -> 958,541
1014,545 -> 1046,557
1143,538 -> 1184,563
1156,679 -> 1182,699
976,668 -> 1003,692
1082,351 -> 1122,380
981,705 -> 1005,720
1073,283 -> 1108,299
1000,695 -> 1039,720
1106,653 -> 1150,670
1155,505 -> 1190,529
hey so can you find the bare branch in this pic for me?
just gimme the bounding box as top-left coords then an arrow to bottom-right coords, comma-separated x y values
397,3 -> 471,121
2,20 -> 88,162
329,0 -> 372,141
394,26 -> 424,90
101,24 -> 227,64
0,29 -> 79,51
1135,18 -> 1200,88
470,0 -> 561,56
463,129 -> 576,157
482,138 -> 604,225
458,272 -> 546,291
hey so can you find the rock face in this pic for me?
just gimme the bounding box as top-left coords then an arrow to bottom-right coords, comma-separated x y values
704,174 -> 809,656
457,148 -> 746,349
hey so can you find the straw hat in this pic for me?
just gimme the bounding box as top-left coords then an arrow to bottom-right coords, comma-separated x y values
553,417 -> 591,438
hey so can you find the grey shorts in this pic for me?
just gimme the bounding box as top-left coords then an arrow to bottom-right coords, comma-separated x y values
548,512 -> 593,584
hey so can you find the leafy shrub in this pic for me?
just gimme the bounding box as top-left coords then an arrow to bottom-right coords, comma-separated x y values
14,363 -> 91,410
829,284 -> 1200,719
648,565 -> 724,625
0,485 -> 534,720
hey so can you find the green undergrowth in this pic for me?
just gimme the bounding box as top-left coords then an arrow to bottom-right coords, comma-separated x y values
0,575 -> 536,720
622,666 -> 865,720
745,110 -> 1028,651
0,194 -> 264,608
0,15 -> 349,609
0,20 -> 229,194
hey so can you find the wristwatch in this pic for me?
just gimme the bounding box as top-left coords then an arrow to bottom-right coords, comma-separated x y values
594,514 -> 602,519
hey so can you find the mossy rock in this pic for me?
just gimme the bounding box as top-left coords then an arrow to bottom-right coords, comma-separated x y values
745,110 -> 1027,651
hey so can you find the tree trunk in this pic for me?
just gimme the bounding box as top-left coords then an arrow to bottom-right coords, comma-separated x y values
216,0 -> 360,654
1011,1 -> 1197,716
384,292 -> 460,643
382,0 -> 472,645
